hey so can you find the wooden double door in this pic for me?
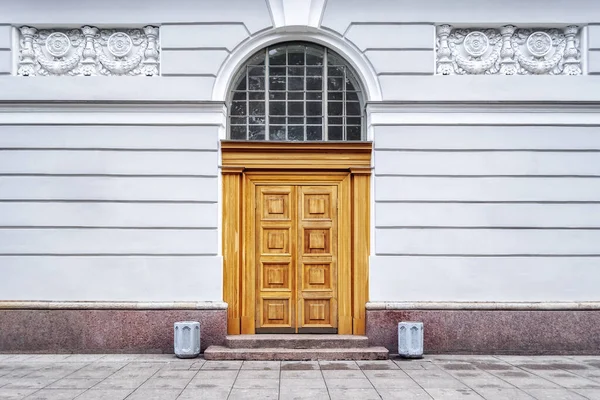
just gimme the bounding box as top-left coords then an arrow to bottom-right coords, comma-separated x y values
255,184 -> 338,333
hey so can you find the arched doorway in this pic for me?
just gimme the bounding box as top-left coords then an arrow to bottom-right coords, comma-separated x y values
221,42 -> 372,335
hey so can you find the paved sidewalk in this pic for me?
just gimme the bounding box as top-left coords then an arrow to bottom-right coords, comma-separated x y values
1,354 -> 600,399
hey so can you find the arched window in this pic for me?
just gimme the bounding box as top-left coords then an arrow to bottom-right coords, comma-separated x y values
228,42 -> 364,141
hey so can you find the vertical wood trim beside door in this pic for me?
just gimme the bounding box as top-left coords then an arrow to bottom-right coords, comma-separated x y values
337,174 -> 353,335
351,167 -> 371,335
242,175 -> 256,334
222,166 -> 244,335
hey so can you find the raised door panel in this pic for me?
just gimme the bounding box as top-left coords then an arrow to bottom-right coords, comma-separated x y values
256,186 -> 295,330
297,186 -> 338,330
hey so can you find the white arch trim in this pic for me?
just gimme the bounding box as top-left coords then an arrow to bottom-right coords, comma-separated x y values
212,27 -> 382,103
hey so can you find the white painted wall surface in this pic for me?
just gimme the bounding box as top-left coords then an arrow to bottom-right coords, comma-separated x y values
1,0 -> 600,305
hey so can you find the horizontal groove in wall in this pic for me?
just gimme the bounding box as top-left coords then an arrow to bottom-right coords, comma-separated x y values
364,48 -> 432,52
375,149 -> 600,153
0,253 -> 218,256
374,174 -> 600,178
161,47 -> 229,51
366,301 -> 600,311
375,200 -> 600,204
0,148 -> 218,152
161,73 -> 218,77
0,174 -> 219,178
375,253 -> 600,257
0,226 -> 218,230
377,72 -> 433,76
376,226 -> 600,230
0,200 -> 217,204
0,301 -> 228,310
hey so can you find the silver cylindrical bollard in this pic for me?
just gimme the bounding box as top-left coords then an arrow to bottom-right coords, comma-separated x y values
174,321 -> 200,359
398,321 -> 424,358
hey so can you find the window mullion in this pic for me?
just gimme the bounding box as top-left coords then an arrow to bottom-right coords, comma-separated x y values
265,48 -> 270,141
323,49 -> 328,141
246,66 -> 249,140
343,66 -> 347,141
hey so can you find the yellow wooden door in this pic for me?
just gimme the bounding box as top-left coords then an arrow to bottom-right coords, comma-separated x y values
255,184 -> 338,333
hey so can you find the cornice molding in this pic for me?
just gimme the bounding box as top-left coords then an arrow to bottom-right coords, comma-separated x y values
367,301 -> 600,311
0,301 -> 228,310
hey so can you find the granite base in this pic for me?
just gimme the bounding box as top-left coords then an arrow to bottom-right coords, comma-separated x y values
367,309 -> 600,355
0,309 -> 226,353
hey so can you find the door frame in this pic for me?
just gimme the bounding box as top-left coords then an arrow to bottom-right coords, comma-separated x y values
221,141 -> 372,335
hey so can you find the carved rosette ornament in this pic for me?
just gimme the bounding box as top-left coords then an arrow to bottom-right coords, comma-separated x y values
17,25 -> 160,76
436,25 -> 581,75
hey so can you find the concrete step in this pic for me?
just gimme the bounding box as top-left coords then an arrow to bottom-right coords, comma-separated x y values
225,334 -> 369,349
204,346 -> 389,361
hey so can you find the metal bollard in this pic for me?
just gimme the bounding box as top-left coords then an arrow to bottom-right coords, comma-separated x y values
398,321 -> 424,358
174,321 -> 200,359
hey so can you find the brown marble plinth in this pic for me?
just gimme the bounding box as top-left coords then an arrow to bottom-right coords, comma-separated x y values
0,309 -> 226,353
367,309 -> 600,355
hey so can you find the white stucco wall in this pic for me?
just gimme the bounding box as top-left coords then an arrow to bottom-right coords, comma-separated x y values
1,0 -> 599,304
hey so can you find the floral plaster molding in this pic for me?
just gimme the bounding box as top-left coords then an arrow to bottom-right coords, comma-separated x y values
436,25 -> 581,75
17,25 -> 160,76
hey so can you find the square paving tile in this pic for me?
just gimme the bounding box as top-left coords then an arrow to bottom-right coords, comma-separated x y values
241,361 -> 280,370
281,370 -> 323,379
279,387 -> 330,400
236,369 -> 279,379
46,379 -> 102,390
73,389 -> 134,400
0,388 -> 38,399
377,388 -> 434,400
227,388 -> 278,400
124,388 -> 181,400
319,361 -> 359,370
201,361 -> 242,370
475,388 -> 535,400
138,377 -> 192,390
357,360 -> 400,370
22,388 -> 85,400
281,361 -> 319,371
325,378 -> 373,389
280,377 -> 327,389
92,377 -> 148,390
322,370 -> 365,379
572,388 -> 600,400
233,378 -> 279,389
368,377 -> 423,390
192,370 -> 238,380
363,369 -> 410,379
328,387 -> 381,400
523,388 -> 588,399
424,388 -> 484,399
177,387 -> 231,400
3,378 -> 59,389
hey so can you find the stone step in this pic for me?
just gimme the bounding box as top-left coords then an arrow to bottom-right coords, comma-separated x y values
204,346 -> 389,361
225,334 -> 370,349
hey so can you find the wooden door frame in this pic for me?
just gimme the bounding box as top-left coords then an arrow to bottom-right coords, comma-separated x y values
221,141 -> 372,335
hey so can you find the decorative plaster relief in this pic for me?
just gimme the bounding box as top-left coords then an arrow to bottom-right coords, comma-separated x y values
436,25 -> 581,75
17,26 -> 160,76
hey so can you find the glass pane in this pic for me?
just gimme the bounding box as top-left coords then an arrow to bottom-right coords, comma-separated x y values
249,76 -> 264,91
231,117 -> 245,125
328,117 -> 343,125
288,77 -> 304,91
347,126 -> 361,141
328,77 -> 343,91
307,117 -> 322,125
234,76 -> 246,90
269,125 -> 286,140
288,92 -> 303,100
328,102 -> 343,116
247,51 -> 265,65
288,67 -> 304,75
306,46 -> 324,65
347,102 -> 361,115
248,66 -> 264,76
307,92 -> 322,100
269,76 -> 285,91
328,92 -> 343,101
232,91 -> 246,101
249,101 -> 265,116
269,47 -> 286,65
289,102 -> 304,116
230,125 -> 246,140
288,45 -> 305,65
249,116 -> 265,124
231,101 -> 246,116
306,66 -> 322,76
270,102 -> 285,116
288,117 -> 304,125
328,66 -> 344,76
270,117 -> 285,125
328,126 -> 343,140
288,126 -> 304,141
346,78 -> 357,91
249,125 -> 265,140
307,101 -> 322,116
306,77 -> 322,90
269,66 -> 286,76
249,92 -> 265,100
269,92 -> 285,100
346,91 -> 360,101
307,126 -> 322,141
347,117 -> 361,126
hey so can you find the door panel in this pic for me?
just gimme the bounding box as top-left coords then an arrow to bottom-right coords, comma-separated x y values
255,184 -> 338,332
